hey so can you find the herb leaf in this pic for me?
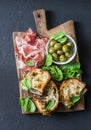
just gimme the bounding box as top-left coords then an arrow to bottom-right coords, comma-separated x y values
59,62 -> 82,79
44,54 -> 53,67
49,65 -> 63,81
66,96 -> 80,107
19,97 -> 36,113
21,78 -> 32,91
45,99 -> 55,110
42,54 -> 63,81
53,32 -> 65,40
26,60 -> 35,66
70,96 -> 80,104
52,32 -> 67,44
58,36 -> 67,43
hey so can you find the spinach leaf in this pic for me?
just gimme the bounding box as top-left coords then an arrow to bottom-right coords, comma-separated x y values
26,60 -> 35,66
70,96 -> 80,104
44,54 -> 53,67
49,65 -> 63,81
43,65 -> 63,81
52,32 -> 65,40
21,78 -> 32,91
19,97 -> 36,113
60,62 -> 82,79
66,96 -> 80,107
45,99 -> 55,110
52,32 -> 67,44
42,54 -> 63,81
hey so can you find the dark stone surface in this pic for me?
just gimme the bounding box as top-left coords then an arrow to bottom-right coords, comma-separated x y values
0,0 -> 91,130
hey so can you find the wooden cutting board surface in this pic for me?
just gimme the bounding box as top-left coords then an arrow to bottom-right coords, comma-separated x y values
13,9 -> 85,114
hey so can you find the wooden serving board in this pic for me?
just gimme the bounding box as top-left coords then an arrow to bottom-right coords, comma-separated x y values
13,9 -> 85,114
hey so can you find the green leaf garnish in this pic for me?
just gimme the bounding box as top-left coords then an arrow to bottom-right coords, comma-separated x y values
66,96 -> 80,107
19,97 -> 36,113
21,78 -> 32,91
53,32 -> 65,40
59,62 -> 82,79
45,99 -> 55,110
45,54 -> 53,67
58,36 -> 67,43
49,65 -> 63,81
42,54 -> 63,81
70,96 -> 80,104
52,32 -> 67,44
26,60 -> 35,66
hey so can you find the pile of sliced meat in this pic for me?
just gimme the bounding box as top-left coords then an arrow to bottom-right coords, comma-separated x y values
14,28 -> 48,72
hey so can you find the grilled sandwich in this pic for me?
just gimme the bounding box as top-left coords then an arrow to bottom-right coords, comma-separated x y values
33,80 -> 59,115
59,78 -> 87,108
20,68 -> 51,95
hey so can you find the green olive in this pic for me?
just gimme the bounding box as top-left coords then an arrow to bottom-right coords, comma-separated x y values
67,42 -> 73,47
57,50 -> 64,55
65,52 -> 72,58
62,45 -> 70,53
50,39 -> 56,46
52,53 -> 59,61
49,47 -> 55,54
59,55 -> 67,62
54,43 -> 62,50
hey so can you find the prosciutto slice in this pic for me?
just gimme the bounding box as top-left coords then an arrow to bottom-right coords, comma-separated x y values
14,28 -> 48,71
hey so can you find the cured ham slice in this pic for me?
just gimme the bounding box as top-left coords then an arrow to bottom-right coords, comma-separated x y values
14,28 -> 48,72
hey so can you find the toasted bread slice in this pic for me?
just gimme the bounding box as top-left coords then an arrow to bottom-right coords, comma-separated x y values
20,68 -> 51,95
59,78 -> 87,108
33,80 -> 59,115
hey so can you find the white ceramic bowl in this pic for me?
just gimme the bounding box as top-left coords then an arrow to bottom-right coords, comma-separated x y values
46,34 -> 77,65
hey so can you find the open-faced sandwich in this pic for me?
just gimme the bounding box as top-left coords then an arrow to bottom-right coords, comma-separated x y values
59,78 -> 87,108
20,68 -> 51,95
33,80 -> 59,115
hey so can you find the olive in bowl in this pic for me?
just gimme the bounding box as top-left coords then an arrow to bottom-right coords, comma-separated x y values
46,33 -> 77,65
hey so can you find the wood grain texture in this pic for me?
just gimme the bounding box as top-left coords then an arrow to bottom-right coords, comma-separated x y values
13,9 -> 85,114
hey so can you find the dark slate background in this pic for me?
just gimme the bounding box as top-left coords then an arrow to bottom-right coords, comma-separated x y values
0,0 -> 91,130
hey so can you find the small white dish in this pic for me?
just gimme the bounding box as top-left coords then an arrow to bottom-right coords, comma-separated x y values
46,34 -> 77,65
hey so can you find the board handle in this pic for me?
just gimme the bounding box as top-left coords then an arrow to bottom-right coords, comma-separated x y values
33,9 -> 48,36
33,9 -> 76,39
